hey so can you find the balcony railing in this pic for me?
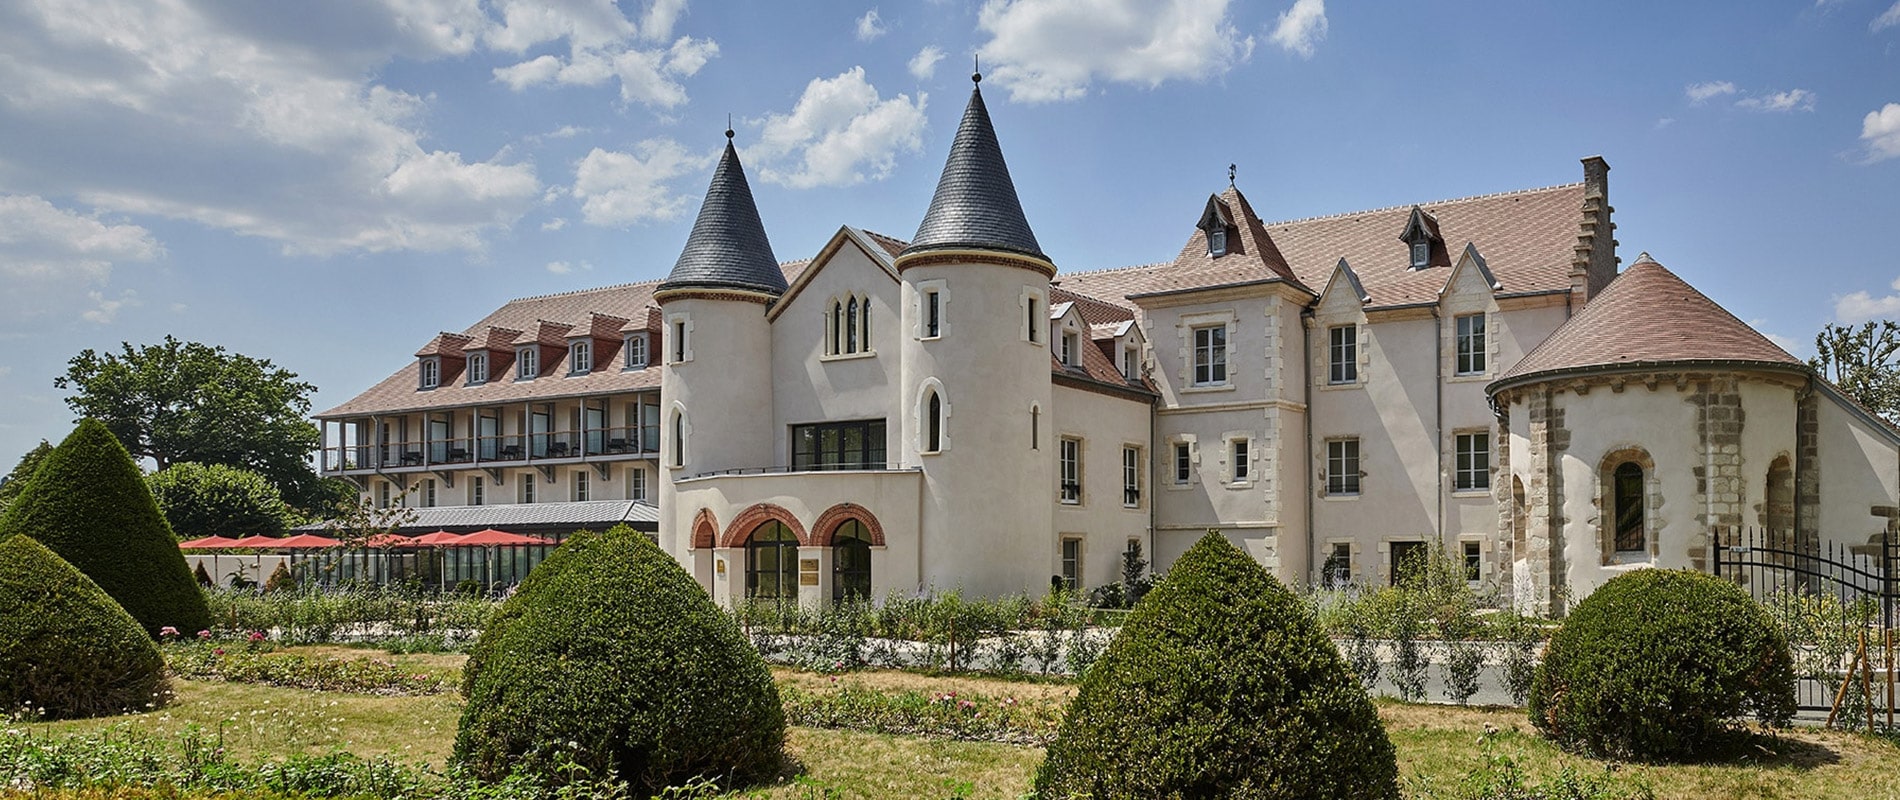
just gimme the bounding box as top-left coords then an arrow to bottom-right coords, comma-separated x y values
322,425 -> 659,473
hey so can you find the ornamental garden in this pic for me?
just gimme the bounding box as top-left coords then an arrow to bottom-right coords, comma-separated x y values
4,418 -> 1899,799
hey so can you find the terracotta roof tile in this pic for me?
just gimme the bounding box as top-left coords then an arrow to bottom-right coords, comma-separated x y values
1057,182 -> 1587,310
1497,255 -> 1801,385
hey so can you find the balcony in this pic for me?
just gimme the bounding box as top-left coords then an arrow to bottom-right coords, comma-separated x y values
323,425 -> 660,475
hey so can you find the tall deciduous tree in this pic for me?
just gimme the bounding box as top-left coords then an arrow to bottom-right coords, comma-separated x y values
146,462 -> 292,540
56,336 -> 328,511
1811,321 -> 1900,421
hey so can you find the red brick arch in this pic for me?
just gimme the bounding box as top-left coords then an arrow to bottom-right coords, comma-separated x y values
810,503 -> 886,547
719,503 -> 809,548
689,508 -> 719,550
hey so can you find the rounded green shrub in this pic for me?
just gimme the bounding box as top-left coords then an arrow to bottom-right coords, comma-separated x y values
146,461 -> 292,540
0,536 -> 169,719
1529,568 -> 1795,760
1036,531 -> 1399,800
0,419 -> 210,636
454,526 -> 784,791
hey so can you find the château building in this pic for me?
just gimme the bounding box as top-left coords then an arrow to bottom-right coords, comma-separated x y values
318,75 -> 1900,613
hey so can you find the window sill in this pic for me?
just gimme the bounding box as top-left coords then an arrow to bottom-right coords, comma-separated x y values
820,351 -> 876,363
566,371 -> 592,378
1318,381 -> 1361,391
1183,383 -> 1236,394
1166,482 -> 1195,491
1321,493 -> 1361,502
1448,373 -> 1489,383
1451,489 -> 1490,498
622,365 -> 648,372
1227,480 -> 1253,490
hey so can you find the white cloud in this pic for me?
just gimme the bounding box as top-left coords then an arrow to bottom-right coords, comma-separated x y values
1654,117 -> 1675,129
546,261 -> 573,274
856,9 -> 887,41
1861,103 -> 1900,163
975,0 -> 1254,103
541,217 -> 569,231
1736,88 -> 1816,113
0,194 -> 162,326
909,45 -> 947,80
0,0 -> 573,256
1685,80 -> 1738,104
1269,0 -> 1328,59
1834,276 -> 1900,323
572,140 -> 710,227
82,290 -> 137,324
751,67 -> 928,189
643,0 -> 689,41
1874,1 -> 1900,32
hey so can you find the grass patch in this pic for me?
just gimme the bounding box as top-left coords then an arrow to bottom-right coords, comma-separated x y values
14,660 -> 1900,799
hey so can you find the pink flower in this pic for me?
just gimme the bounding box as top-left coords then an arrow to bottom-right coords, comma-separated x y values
213,648 -> 224,656
247,631 -> 265,642
197,630 -> 211,639
159,626 -> 179,638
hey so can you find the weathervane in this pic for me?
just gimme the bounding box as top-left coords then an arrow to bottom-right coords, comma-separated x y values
1228,163 -> 1237,187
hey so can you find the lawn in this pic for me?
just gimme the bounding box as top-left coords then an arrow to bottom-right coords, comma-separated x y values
15,647 -> 1900,799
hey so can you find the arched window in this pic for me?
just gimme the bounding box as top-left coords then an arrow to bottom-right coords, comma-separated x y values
1613,462 -> 1644,552
846,296 -> 859,353
926,392 -> 943,453
746,521 -> 799,602
830,301 -> 844,355
832,520 -> 872,603
670,410 -> 684,467
1030,405 -> 1040,450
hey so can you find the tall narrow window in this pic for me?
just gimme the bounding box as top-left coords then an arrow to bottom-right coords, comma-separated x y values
469,476 -> 485,506
419,358 -> 439,389
1192,324 -> 1227,386
423,479 -> 436,507
1208,228 -> 1228,256
1059,538 -> 1082,591
572,470 -> 589,501
860,297 -> 871,346
1328,325 -> 1357,384
1026,296 -> 1040,343
1455,314 -> 1486,376
1455,432 -> 1491,491
624,335 -> 647,369
467,352 -> 488,384
926,393 -> 943,453
569,340 -> 592,375
1174,442 -> 1192,485
671,411 -> 684,468
1060,331 -> 1079,367
377,481 -> 391,509
517,347 -> 539,380
924,289 -> 942,337
833,520 -> 873,603
1463,541 -> 1482,582
672,320 -> 686,363
846,296 -> 859,353
627,466 -> 647,501
518,475 -> 536,504
1059,438 -> 1081,504
1231,438 -> 1250,482
1030,406 -> 1039,450
1122,345 -> 1140,380
1327,438 -> 1360,495
1614,462 -> 1644,552
1122,446 -> 1141,507
1411,240 -> 1430,268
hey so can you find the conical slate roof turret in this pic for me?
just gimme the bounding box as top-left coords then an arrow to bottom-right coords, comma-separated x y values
902,75 -> 1045,262
658,131 -> 786,297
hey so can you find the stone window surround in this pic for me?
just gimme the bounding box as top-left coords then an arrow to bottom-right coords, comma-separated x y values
916,279 -> 948,340
1594,445 -> 1660,565
1177,309 -> 1237,393
1167,435 -> 1198,489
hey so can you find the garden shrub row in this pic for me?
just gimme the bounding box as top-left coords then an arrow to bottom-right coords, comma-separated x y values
781,683 -> 1063,745
163,643 -> 453,695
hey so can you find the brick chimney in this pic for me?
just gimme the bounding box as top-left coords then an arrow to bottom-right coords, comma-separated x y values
1569,156 -> 1618,306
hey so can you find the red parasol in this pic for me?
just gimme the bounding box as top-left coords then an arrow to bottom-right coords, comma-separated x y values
410,530 -> 468,546
454,529 -> 554,546
230,535 -> 286,548
178,535 -> 243,549
273,533 -> 342,549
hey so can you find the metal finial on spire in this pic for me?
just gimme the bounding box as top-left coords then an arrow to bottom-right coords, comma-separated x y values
725,113 -> 734,140
972,54 -> 981,84
1228,163 -> 1237,187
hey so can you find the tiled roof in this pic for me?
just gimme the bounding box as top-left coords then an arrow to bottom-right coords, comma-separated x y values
1120,186 -> 1309,298
658,137 -> 786,296
1050,286 -> 1136,327
1496,255 -> 1802,386
1057,182 -> 1586,310
902,82 -> 1045,261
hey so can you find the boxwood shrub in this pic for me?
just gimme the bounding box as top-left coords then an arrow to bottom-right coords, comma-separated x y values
0,419 -> 209,636
454,526 -> 784,792
1036,531 -> 1399,799
1529,568 -> 1795,760
0,535 -> 168,719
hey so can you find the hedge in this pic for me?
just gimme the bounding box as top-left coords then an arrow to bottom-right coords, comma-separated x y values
0,536 -> 169,719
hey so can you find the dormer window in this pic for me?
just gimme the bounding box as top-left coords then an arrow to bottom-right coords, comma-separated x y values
1411,240 -> 1429,268
1197,195 -> 1236,258
1399,205 -> 1441,270
569,340 -> 592,375
1208,228 -> 1228,257
467,352 -> 488,385
624,335 -> 647,369
516,347 -> 538,380
1060,330 -> 1080,367
418,357 -> 440,389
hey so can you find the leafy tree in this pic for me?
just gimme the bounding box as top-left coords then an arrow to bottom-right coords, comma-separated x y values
146,462 -> 292,540
0,441 -> 52,513
1811,320 -> 1900,421
0,419 -> 210,636
56,336 -> 328,510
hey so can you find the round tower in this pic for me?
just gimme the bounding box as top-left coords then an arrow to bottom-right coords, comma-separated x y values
656,131 -> 785,579
897,74 -> 1057,596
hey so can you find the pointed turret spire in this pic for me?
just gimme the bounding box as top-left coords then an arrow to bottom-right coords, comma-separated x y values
658,130 -> 785,297
901,74 -> 1045,261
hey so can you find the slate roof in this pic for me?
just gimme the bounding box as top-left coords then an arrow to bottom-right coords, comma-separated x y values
1057,183 -> 1586,310
658,137 -> 786,296
293,500 -> 659,533
1494,254 -> 1803,387
902,82 -> 1045,261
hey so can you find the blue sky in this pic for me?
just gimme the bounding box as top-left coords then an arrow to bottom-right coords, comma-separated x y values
2,0 -> 1898,466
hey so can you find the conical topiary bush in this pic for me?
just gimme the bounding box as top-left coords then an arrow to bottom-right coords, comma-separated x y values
0,536 -> 169,719
454,525 -> 784,791
1036,531 -> 1399,800
0,419 -> 210,636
